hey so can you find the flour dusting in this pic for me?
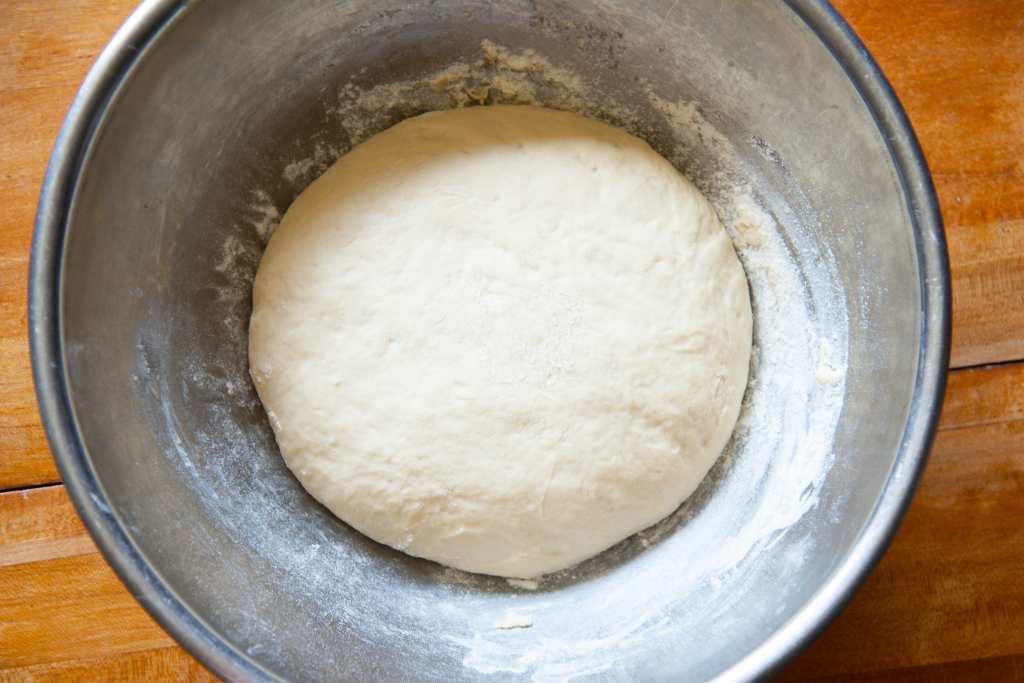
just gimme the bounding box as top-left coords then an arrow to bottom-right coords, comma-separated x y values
494,610 -> 535,630
185,38 -> 848,683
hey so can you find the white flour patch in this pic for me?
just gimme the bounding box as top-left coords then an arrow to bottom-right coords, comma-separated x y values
494,610 -> 534,630
247,189 -> 281,244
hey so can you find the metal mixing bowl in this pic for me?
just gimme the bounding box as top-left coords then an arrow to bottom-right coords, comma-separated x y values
31,1 -> 950,681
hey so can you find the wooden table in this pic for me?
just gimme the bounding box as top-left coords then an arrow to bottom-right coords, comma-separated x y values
2,2 -> 1022,681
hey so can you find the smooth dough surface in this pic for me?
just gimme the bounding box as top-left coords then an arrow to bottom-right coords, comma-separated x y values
249,106 -> 752,578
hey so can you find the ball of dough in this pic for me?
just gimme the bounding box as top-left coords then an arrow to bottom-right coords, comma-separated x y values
249,106 -> 752,578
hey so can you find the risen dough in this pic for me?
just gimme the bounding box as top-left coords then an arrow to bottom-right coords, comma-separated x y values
249,106 -> 752,578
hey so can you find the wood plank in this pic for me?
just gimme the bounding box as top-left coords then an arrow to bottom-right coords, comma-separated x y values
0,485 -> 200,677
0,647 -> 216,683
789,653 -> 1024,683
0,554 -> 177,669
783,363 -> 1024,679
939,362 -> 1024,430
0,0 -> 137,490
0,338 -> 55,490
0,486 -> 93,568
0,486 -> 171,671
833,0 -> 1024,368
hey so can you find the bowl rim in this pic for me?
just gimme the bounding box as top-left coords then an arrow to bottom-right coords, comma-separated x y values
28,1 -> 951,681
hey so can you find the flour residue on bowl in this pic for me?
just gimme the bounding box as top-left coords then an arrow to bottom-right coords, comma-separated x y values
199,39 -> 850,682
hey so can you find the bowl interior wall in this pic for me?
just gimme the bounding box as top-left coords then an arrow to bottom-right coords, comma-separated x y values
61,1 -> 920,680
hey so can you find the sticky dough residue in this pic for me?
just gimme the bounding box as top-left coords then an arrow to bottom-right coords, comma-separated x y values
202,39 -> 849,682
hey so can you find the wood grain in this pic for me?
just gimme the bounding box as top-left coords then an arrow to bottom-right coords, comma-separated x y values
0,487 -> 178,675
0,553 -> 177,670
0,647 -> 216,683
0,1 -> 1023,681
0,485 -> 93,568
787,654 -> 1024,683
833,0 -> 1024,368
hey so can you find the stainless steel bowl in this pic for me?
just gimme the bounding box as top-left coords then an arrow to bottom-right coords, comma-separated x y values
31,1 -> 950,681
